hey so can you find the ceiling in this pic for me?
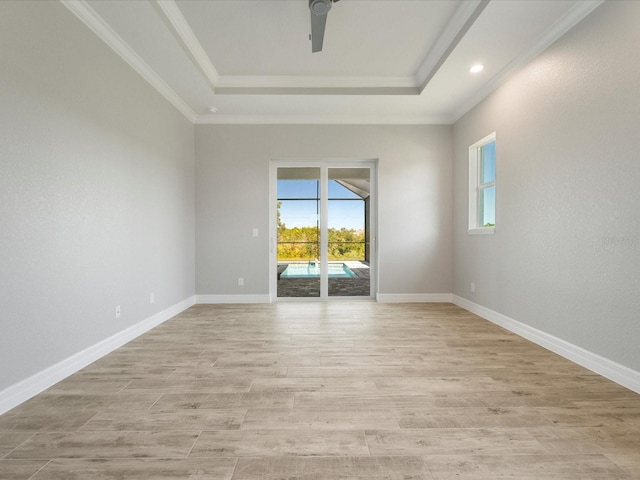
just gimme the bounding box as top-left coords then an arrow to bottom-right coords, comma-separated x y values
62,0 -> 603,124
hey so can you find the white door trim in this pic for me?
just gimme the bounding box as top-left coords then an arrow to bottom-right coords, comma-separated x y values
269,159 -> 378,301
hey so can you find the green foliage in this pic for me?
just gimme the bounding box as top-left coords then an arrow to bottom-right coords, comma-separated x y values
278,226 -> 319,261
327,227 -> 365,260
278,226 -> 365,261
276,201 -> 285,234
276,201 -> 365,261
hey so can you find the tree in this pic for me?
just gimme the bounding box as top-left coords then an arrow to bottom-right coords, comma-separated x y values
277,201 -> 285,234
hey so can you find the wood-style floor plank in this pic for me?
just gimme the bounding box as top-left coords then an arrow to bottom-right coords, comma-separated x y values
1,302 -> 639,479
31,458 -> 237,480
423,454 -> 633,479
7,431 -> 199,459
0,459 -> 49,480
233,456 -> 431,479
190,429 -> 369,457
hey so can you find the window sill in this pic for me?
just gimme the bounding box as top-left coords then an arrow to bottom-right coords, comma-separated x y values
468,227 -> 495,235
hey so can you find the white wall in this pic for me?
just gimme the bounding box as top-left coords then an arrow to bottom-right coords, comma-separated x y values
0,1 -> 195,391
195,124 -> 452,298
453,1 -> 640,371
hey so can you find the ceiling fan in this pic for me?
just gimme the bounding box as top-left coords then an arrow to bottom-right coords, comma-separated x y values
309,0 -> 340,53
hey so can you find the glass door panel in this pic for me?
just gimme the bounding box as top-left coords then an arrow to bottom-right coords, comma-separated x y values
276,167 -> 321,298
327,168 -> 371,297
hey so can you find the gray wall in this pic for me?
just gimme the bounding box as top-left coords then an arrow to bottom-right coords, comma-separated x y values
195,124 -> 453,297
453,0 -> 640,371
0,1 -> 195,390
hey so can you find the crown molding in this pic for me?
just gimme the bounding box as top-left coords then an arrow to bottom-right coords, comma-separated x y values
450,0 -> 605,122
415,0 -> 490,92
60,0 -> 198,123
216,76 -> 418,89
153,0 -> 220,88
215,87 -> 419,96
215,75 -> 419,95
195,114 -> 448,125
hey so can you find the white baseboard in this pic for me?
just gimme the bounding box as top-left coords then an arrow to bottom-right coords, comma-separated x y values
377,293 -> 453,303
201,293 -> 453,304
453,295 -> 640,395
196,294 -> 271,304
0,295 -> 196,415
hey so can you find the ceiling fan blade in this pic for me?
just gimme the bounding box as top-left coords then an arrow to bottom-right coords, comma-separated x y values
310,9 -> 328,53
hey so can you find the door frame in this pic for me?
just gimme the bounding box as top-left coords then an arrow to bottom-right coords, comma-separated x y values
269,159 -> 378,301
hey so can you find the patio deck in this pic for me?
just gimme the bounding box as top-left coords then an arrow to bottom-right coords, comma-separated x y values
277,262 -> 370,297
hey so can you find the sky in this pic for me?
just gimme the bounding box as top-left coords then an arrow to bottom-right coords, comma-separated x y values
481,141 -> 496,225
277,180 -> 364,230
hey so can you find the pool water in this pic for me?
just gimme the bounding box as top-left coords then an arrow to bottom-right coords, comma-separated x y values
281,263 -> 356,278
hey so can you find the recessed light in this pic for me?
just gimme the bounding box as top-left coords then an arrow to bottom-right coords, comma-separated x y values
208,106 -> 218,113
470,64 -> 484,73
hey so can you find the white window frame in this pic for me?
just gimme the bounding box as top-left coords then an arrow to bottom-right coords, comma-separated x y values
468,132 -> 496,234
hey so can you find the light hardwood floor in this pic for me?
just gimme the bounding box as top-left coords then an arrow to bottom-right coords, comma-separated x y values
1,302 -> 639,479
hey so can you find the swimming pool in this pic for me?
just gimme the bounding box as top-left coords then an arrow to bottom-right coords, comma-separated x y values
280,262 -> 356,278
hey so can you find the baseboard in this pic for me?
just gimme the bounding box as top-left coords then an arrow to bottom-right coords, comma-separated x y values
0,295 -> 196,415
376,293 -> 453,303
196,294 -> 271,304
453,295 -> 640,395
200,293 -> 453,304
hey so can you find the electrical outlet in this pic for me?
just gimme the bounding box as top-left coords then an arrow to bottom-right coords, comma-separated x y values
470,282 -> 476,293
238,277 -> 244,287
115,305 -> 121,319
252,228 -> 259,237
150,292 -> 155,304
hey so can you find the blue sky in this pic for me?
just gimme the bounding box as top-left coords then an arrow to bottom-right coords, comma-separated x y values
481,141 -> 496,225
278,180 -> 364,230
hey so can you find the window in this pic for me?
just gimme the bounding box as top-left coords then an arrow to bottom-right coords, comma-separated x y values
468,132 -> 496,233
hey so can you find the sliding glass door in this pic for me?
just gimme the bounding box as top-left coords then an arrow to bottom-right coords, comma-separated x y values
327,167 -> 371,297
276,167 -> 321,298
272,162 -> 375,300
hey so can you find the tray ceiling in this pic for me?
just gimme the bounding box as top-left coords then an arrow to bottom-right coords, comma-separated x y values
62,0 -> 604,124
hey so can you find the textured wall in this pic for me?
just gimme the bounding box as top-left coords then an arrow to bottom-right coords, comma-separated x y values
195,124 -> 453,297
453,1 -> 640,371
0,1 -> 195,390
